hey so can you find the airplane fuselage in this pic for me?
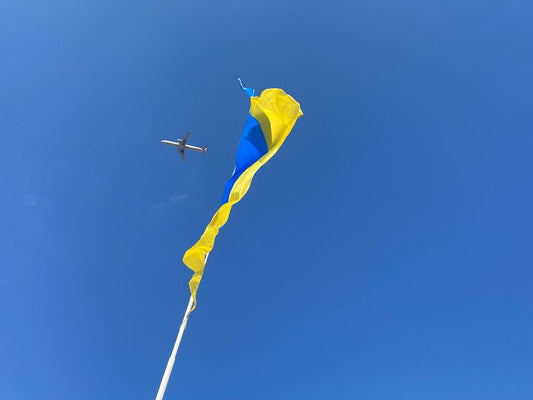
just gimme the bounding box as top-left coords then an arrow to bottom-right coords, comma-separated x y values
161,131 -> 206,162
161,140 -> 205,153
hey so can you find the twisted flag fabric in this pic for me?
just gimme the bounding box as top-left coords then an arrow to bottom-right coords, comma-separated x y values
182,84 -> 303,309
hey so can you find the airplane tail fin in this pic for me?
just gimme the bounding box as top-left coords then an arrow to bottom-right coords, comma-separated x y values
202,146 -> 207,155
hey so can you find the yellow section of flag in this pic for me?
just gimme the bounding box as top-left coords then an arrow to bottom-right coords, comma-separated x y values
182,88 -> 303,309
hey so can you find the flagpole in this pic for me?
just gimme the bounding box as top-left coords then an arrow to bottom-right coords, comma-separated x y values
154,294 -> 194,400
155,253 -> 209,400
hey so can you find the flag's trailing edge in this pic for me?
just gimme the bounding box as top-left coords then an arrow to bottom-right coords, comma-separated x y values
183,82 -> 303,309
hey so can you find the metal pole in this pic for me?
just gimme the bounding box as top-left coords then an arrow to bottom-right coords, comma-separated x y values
155,253 -> 208,400
155,295 -> 194,400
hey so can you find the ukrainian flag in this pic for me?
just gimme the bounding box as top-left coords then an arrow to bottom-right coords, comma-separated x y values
183,82 -> 303,309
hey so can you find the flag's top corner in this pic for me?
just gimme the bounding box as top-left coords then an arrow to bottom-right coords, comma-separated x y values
238,78 -> 255,98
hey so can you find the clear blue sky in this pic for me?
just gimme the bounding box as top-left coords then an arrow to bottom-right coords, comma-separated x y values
1,1 -> 532,399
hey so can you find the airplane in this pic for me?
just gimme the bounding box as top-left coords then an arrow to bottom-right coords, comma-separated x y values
161,130 -> 207,162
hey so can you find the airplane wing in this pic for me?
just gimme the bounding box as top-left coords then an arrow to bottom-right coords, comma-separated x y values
182,130 -> 191,145
179,149 -> 186,162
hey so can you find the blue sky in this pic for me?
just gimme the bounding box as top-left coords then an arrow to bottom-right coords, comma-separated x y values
1,1 -> 532,399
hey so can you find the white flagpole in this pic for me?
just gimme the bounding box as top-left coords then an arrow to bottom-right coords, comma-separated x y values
155,253 -> 209,400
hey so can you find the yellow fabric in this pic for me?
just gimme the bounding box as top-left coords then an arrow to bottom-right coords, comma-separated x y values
182,88 -> 303,309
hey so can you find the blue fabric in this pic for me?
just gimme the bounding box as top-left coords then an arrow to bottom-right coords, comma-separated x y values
238,78 -> 255,98
221,114 -> 268,203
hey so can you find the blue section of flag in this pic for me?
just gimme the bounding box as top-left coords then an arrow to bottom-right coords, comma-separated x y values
221,114 -> 268,203
238,78 -> 255,98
